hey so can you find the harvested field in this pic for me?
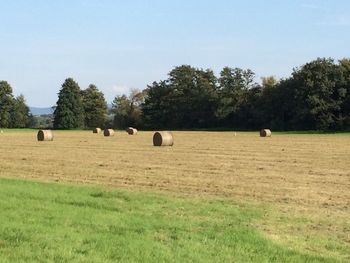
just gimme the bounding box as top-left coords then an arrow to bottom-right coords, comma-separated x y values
1,131 -> 348,204
0,130 -> 349,260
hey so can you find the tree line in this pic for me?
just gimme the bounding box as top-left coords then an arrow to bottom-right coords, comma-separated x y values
143,58 -> 350,131
1,57 -> 350,131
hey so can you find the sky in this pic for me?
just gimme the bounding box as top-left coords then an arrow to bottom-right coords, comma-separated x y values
1,0 -> 350,107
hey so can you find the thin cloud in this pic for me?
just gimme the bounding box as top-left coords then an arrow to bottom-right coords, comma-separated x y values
111,85 -> 140,96
301,3 -> 326,10
317,15 -> 350,26
111,85 -> 130,94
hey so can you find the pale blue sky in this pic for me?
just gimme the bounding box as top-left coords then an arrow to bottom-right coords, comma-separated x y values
1,0 -> 349,107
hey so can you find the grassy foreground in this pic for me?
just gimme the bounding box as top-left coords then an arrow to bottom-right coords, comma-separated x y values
0,178 -> 340,263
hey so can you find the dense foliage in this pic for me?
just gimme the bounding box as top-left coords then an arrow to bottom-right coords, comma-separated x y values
143,66 -> 218,129
142,58 -> 350,131
111,89 -> 145,129
0,81 -> 30,128
53,78 -> 85,129
81,84 -> 108,129
1,57 -> 350,130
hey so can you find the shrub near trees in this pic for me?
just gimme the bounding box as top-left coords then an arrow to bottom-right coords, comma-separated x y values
111,89 -> 145,129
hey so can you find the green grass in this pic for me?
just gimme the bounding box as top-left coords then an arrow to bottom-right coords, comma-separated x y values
0,178 -> 342,263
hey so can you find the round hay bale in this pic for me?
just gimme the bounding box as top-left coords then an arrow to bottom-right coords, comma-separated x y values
93,128 -> 102,134
104,129 -> 115,137
153,131 -> 173,146
126,127 -> 138,135
37,130 -> 54,141
260,129 -> 272,137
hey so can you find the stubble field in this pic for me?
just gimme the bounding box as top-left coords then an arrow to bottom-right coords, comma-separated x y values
0,130 -> 349,262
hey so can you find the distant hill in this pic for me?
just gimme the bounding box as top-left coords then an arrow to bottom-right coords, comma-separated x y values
29,107 -> 54,116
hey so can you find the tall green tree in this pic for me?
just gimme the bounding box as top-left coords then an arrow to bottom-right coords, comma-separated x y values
0,81 -> 15,128
142,81 -> 172,129
169,65 -> 219,128
53,78 -> 84,129
11,95 -> 30,128
217,67 -> 255,127
291,58 -> 346,130
142,65 -> 218,129
81,84 -> 107,128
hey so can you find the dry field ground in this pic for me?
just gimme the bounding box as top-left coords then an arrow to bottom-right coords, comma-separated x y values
0,130 -> 349,259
